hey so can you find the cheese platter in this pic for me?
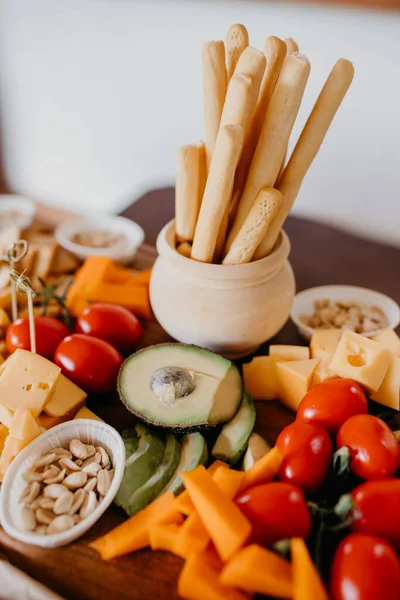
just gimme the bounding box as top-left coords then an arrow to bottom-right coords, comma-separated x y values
0,21 -> 400,600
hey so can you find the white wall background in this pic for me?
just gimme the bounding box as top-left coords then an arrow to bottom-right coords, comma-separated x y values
0,0 -> 399,245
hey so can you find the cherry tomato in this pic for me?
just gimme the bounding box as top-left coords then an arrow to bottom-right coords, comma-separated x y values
6,316 -> 69,360
276,421 -> 333,493
76,303 -> 143,354
54,334 -> 123,393
336,414 -> 399,480
331,533 -> 400,600
297,378 -> 367,436
236,482 -> 311,546
349,479 -> 400,547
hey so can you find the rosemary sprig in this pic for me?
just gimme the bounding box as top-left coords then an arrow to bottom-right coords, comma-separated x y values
36,277 -> 74,330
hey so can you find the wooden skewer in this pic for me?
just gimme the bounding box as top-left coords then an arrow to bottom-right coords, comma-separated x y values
9,269 -> 37,352
229,36 -> 287,227
254,58 -> 355,260
226,24 -> 249,81
203,41 -> 227,172
225,52 -> 311,254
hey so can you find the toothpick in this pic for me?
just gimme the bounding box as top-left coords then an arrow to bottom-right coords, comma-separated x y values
2,240 -> 29,322
9,269 -> 36,353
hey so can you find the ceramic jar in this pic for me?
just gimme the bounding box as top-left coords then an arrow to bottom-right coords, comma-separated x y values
150,220 -> 295,358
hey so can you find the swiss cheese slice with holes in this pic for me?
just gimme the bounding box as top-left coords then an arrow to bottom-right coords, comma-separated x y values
329,330 -> 392,393
0,403 -> 13,428
310,329 -> 341,361
276,359 -> 319,412
371,328 -> 400,357
0,349 -> 61,417
370,355 -> 400,410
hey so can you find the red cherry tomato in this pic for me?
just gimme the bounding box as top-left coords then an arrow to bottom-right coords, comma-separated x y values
349,479 -> 400,547
54,334 -> 123,393
331,533 -> 400,600
297,378 -> 367,436
6,316 -> 69,360
336,414 -> 399,480
276,421 -> 333,493
236,482 -> 311,546
76,303 -> 143,354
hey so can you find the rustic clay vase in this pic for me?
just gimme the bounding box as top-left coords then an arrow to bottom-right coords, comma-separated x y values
150,220 -> 295,358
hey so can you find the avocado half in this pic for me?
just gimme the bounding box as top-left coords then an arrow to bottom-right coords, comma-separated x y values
117,343 -> 243,431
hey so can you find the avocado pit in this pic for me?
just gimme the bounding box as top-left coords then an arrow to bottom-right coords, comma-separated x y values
150,366 -> 196,406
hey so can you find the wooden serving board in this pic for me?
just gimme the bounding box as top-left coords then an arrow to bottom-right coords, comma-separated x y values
0,241 -> 296,600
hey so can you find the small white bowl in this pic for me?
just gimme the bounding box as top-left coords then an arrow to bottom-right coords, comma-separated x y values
55,214 -> 145,265
0,195 -> 36,230
0,419 -> 125,548
290,285 -> 400,341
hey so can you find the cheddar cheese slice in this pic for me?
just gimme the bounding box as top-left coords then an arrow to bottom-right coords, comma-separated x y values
10,407 -> 41,441
276,359 -> 319,412
0,349 -> 61,417
269,345 -> 310,361
0,404 -> 13,428
44,374 -> 87,417
371,328 -> 400,357
73,405 -> 103,422
0,436 -> 27,480
0,424 -> 8,454
243,356 -> 279,400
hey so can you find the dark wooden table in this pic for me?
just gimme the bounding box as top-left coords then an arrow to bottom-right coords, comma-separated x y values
1,186 -> 399,600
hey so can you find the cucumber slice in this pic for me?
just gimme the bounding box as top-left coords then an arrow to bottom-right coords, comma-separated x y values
159,432 -> 208,496
211,392 -> 256,465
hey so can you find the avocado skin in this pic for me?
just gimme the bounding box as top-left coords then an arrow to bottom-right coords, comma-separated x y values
121,428 -> 139,460
125,433 -> 182,516
117,342 -> 243,431
211,392 -> 256,465
114,423 -> 165,511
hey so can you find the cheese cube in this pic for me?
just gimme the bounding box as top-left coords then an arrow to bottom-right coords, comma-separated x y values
0,356 -> 9,377
310,329 -> 341,362
0,349 -> 61,417
371,328 -> 400,357
37,410 -> 77,430
0,435 -> 27,480
311,361 -> 339,387
0,403 -> 13,428
74,405 -> 103,422
0,424 -> 8,454
44,374 -> 87,417
276,359 -> 319,412
269,345 -> 310,361
370,355 -> 400,410
10,407 -> 42,442
243,356 -> 279,400
329,330 -> 392,393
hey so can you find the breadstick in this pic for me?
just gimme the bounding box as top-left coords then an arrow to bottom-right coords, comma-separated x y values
176,242 -> 192,258
225,53 -> 311,253
191,124 -> 244,263
254,58 -> 354,259
203,41 -> 227,171
230,37 -> 286,226
223,188 -> 282,265
175,143 -> 206,243
226,24 -> 249,80
285,38 -> 299,56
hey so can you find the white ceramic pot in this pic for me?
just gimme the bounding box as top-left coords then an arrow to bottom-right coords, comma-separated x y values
150,221 -> 295,358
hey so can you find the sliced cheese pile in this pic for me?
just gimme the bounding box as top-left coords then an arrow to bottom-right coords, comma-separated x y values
0,349 -> 103,481
243,328 -> 400,412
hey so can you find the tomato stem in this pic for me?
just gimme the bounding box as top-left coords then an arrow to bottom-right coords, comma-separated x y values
333,445 -> 351,479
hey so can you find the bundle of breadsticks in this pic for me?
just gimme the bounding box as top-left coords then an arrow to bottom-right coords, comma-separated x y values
175,24 -> 354,265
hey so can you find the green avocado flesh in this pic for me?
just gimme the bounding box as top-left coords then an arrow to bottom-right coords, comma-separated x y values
211,392 -> 256,465
121,428 -> 139,460
125,433 -> 181,516
114,424 -> 165,510
159,432 -> 208,496
242,432 -> 271,471
118,343 -> 243,429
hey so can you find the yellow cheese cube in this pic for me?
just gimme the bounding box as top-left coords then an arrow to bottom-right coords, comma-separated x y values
329,330 -> 392,393
37,410 -> 77,430
10,407 -> 42,442
310,329 -> 341,361
0,356 -> 9,377
74,405 -> 103,422
0,435 -> 28,480
0,349 -> 61,417
44,374 -> 87,417
311,361 -> 338,387
276,359 -> 319,412
269,345 -> 310,361
0,424 -> 8,454
370,355 -> 400,410
371,328 -> 400,357
0,403 -> 13,428
242,356 -> 279,400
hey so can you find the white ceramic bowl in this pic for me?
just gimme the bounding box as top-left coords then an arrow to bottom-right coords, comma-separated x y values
0,195 -> 36,230
291,285 -> 400,341
55,214 -> 145,264
0,419 -> 125,548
